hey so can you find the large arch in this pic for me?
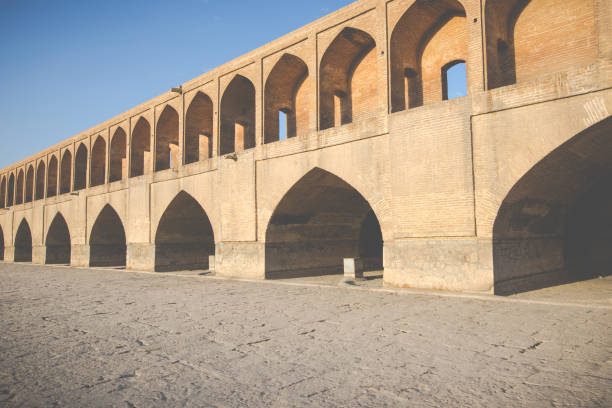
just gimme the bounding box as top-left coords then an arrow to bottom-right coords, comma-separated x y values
35,161 -> 45,200
220,75 -> 256,155
47,155 -> 58,197
185,92 -> 213,164
0,224 -> 4,261
110,127 -> 127,182
319,27 -> 377,130
15,170 -> 24,205
130,117 -> 151,177
74,143 -> 87,191
89,204 -> 127,267
14,219 -> 32,262
0,176 -> 5,208
46,212 -> 71,264
155,191 -> 215,272
264,54 -> 310,143
155,105 -> 180,171
60,150 -> 72,194
25,165 -> 34,203
265,167 -> 383,278
7,173 -> 14,207
390,0 -> 467,112
485,0 -> 596,90
493,117 -> 612,295
91,137 -> 106,187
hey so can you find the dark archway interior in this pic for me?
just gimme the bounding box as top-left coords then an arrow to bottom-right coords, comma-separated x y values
46,213 -> 71,264
155,191 -> 215,272
0,225 -> 4,261
15,219 -> 32,263
220,75 -> 256,155
265,168 -> 383,279
74,144 -> 88,191
185,92 -> 214,164
90,205 -> 127,267
493,117 -> 612,295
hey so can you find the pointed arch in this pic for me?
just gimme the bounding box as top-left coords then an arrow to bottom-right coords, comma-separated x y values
91,137 -> 106,187
220,75 -> 256,155
90,204 -> 126,267
185,92 -> 213,164
155,105 -> 180,171
264,54 -> 310,143
14,219 -> 32,262
35,161 -> 45,200
110,127 -> 127,182
130,117 -> 151,177
60,150 -> 72,194
0,224 -> 4,261
74,143 -> 88,191
319,27 -> 377,130
46,212 -> 71,264
0,176 -> 5,208
47,155 -> 58,197
155,191 -> 215,272
390,0 -> 467,111
15,170 -> 24,205
25,165 -> 34,203
7,173 -> 14,207
265,167 -> 383,278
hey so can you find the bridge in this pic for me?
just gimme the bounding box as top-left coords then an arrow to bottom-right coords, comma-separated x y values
0,0 -> 610,295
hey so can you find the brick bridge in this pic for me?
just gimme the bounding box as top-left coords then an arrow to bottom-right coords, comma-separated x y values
0,0 -> 610,294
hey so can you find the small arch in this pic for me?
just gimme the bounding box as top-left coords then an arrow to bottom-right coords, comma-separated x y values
47,156 -> 58,197
7,173 -> 15,207
74,143 -> 88,191
155,191 -> 215,272
320,27 -> 377,130
0,224 -> 4,261
35,161 -> 45,200
264,54 -> 310,143
91,137 -> 106,187
90,204 -> 127,267
185,92 -> 213,164
265,167 -> 383,279
15,170 -> 24,205
46,212 -> 71,264
155,105 -> 180,171
60,150 -> 72,194
220,75 -> 256,155
109,127 -> 127,182
14,219 -> 32,262
130,117 -> 151,177
0,176 -> 6,208
442,60 -> 467,100
25,165 -> 34,203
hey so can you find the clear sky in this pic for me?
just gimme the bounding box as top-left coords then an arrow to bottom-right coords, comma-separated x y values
0,0 -> 353,169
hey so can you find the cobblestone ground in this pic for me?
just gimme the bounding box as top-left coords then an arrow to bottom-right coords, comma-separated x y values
0,264 -> 610,407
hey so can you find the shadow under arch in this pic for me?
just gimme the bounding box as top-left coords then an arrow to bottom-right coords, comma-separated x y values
0,224 -> 4,261
90,205 -> 127,267
15,219 -> 32,262
46,212 -> 71,264
155,191 -> 215,272
265,167 -> 383,279
493,117 -> 612,295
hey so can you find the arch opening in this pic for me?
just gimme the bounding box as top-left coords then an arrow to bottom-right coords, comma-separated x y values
155,191 -> 215,272
264,54 -> 310,143
265,168 -> 383,279
220,75 -> 256,155
0,176 -> 6,208
74,144 -> 87,191
25,166 -> 34,203
91,137 -> 106,187
60,150 -> 72,194
390,0 -> 467,112
130,118 -> 151,178
493,117 -> 612,295
7,174 -> 14,207
46,213 -> 71,264
320,28 -> 377,130
442,60 -> 467,101
36,162 -> 45,200
47,156 -> 58,198
14,219 -> 32,262
185,92 -> 213,164
110,128 -> 127,183
155,105 -> 180,171
16,170 -> 24,205
0,225 -> 4,261
90,205 -> 127,267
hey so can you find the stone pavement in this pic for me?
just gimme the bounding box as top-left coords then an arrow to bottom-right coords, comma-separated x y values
0,264 -> 610,407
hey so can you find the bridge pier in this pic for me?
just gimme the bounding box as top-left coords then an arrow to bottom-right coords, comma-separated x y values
32,245 -> 45,265
4,246 -> 14,263
127,244 -> 155,271
215,242 -> 265,279
71,244 -> 90,267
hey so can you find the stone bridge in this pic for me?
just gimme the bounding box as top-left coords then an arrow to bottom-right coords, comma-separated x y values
0,0 -> 610,295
